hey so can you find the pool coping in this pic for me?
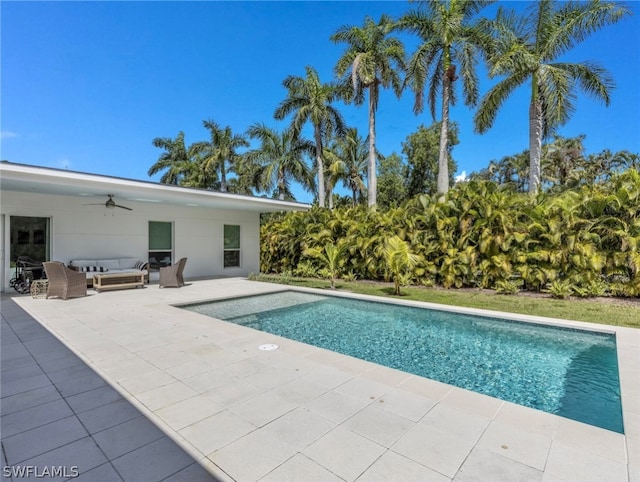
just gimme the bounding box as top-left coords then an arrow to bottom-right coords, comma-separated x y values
6,278 -> 640,481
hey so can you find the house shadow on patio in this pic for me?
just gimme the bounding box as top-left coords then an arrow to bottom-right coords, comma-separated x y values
1,298 -> 223,481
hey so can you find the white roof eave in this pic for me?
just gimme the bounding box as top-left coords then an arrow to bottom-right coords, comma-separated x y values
0,162 -> 311,213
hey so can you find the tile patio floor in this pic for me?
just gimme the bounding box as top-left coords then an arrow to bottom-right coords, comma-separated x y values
1,278 -> 639,481
1,297 -> 218,481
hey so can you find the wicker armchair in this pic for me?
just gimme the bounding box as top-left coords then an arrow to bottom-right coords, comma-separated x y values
159,257 -> 187,288
43,261 -> 87,300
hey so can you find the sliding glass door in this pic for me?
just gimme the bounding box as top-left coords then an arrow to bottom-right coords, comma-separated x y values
10,216 -> 50,264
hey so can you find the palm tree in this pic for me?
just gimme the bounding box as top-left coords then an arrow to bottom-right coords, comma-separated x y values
584,149 -> 640,185
193,120 -> 249,193
323,150 -> 345,210
245,123 -> 315,201
543,134 -> 586,190
471,151 -> 529,191
228,155 -> 263,196
474,0 -> 630,195
180,149 -> 219,189
331,15 -> 405,208
149,131 -> 191,185
324,127 -> 368,207
398,0 -> 492,195
303,242 -> 350,289
274,66 -> 346,208
382,235 -> 422,295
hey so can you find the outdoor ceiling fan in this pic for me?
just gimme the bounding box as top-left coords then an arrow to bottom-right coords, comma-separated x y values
84,194 -> 132,213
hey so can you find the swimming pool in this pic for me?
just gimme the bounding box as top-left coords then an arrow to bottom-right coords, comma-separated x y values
183,290 -> 623,433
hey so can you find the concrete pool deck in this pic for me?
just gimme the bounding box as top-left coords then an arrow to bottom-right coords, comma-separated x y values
2,278 -> 639,481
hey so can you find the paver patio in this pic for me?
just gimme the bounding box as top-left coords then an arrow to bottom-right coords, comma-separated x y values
1,298 -> 218,481
2,278 -> 639,481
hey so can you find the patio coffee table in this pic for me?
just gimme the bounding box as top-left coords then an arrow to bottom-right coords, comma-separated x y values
93,272 -> 144,292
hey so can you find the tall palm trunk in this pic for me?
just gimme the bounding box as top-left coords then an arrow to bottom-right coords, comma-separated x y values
220,161 -> 227,192
278,168 -> 285,201
352,181 -> 358,206
314,126 -> 326,208
367,86 -> 377,208
529,100 -> 543,195
437,74 -> 451,195
438,57 -> 456,196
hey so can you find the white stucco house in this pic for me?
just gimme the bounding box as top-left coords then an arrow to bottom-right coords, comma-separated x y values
0,162 -> 310,292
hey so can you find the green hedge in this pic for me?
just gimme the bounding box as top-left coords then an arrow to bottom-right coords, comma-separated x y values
260,169 -> 640,297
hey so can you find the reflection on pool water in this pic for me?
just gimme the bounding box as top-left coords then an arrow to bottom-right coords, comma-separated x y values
182,290 -> 623,433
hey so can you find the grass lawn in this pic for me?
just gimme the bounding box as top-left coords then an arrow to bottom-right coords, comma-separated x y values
253,274 -> 640,329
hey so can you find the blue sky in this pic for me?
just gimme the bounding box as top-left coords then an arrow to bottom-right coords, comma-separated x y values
2,1 -> 639,203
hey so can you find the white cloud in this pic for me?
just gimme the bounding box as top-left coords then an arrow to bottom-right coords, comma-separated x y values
455,171 -> 467,183
1,131 -> 18,139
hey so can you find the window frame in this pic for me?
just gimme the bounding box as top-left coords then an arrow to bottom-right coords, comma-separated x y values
148,221 -> 173,271
223,224 -> 241,268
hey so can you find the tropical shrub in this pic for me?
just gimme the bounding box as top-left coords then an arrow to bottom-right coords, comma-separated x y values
303,241 -> 351,289
294,261 -> 319,278
382,235 -> 422,295
572,278 -> 608,298
494,279 -> 522,295
260,169 -> 640,298
342,271 -> 358,282
547,280 -> 574,299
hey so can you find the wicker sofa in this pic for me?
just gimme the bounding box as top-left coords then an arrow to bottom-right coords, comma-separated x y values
68,258 -> 149,286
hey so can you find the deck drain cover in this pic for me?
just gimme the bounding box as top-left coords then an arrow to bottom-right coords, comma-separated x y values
259,344 -> 279,351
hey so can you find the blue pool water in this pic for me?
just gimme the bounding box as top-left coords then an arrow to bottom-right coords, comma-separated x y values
183,291 -> 623,433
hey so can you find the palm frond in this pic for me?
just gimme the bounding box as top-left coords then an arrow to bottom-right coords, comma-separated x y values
474,70 -> 529,134
537,63 -> 574,135
456,37 -> 480,107
428,51 -> 444,121
554,61 -> 614,106
541,0 -> 630,61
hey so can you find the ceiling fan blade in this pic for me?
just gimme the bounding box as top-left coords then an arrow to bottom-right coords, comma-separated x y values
82,195 -> 132,211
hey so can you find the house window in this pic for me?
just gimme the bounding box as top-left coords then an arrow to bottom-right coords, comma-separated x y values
148,221 -> 173,271
10,216 -> 50,265
224,225 -> 240,268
